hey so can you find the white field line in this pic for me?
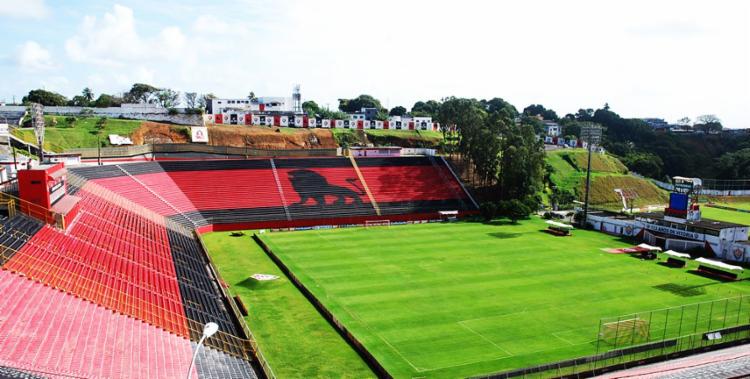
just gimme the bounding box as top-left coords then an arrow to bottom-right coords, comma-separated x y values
457,321 -> 514,357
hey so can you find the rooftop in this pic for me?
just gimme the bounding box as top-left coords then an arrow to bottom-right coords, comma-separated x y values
637,211 -> 747,230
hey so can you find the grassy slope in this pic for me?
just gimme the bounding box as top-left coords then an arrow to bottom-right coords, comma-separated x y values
547,149 -> 668,209
13,116 -> 143,152
260,218 -> 750,378
201,232 -> 374,379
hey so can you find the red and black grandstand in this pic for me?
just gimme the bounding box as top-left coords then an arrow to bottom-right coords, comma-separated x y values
0,156 -> 476,378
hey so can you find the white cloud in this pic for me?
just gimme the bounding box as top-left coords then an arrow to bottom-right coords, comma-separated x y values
0,0 -> 48,19
23,0 -> 747,128
65,4 -> 187,66
17,41 -> 55,71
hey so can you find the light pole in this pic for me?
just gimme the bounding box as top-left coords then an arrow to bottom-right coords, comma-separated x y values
580,124 -> 602,228
186,322 -> 219,379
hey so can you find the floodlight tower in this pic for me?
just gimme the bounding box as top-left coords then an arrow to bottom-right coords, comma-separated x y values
31,103 -> 45,163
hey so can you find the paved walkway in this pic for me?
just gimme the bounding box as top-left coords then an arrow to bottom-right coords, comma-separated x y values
597,344 -> 750,378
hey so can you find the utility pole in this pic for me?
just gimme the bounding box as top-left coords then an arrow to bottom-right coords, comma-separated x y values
580,124 -> 602,228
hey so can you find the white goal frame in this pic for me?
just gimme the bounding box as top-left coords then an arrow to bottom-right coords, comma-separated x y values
364,220 -> 391,228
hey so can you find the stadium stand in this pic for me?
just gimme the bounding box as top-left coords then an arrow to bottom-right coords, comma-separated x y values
70,157 -> 476,230
0,366 -> 45,379
0,156 -> 475,378
0,214 -> 43,265
0,270 -> 195,378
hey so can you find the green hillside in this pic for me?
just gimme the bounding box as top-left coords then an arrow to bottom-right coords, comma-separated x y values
546,149 -> 668,210
13,116 -> 144,152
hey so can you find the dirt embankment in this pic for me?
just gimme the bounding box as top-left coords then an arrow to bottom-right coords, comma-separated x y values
131,122 -> 190,144
130,123 -> 338,149
207,125 -> 337,149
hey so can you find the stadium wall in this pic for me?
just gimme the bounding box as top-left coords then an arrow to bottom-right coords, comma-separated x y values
194,211 -> 478,234
42,106 -> 202,125
68,143 -> 339,159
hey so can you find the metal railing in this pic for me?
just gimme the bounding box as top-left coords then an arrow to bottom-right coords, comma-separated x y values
65,143 -> 338,159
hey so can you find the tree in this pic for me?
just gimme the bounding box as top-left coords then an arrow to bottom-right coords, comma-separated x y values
676,117 -> 692,130
559,120 -> 582,138
155,88 -> 179,108
198,93 -> 217,109
575,108 -> 594,121
338,95 -> 384,113
93,94 -> 122,108
411,100 -> 441,117
22,89 -> 68,106
522,104 -> 558,121
389,106 -> 407,116
248,92 -> 257,101
95,117 -> 107,132
716,148 -> 750,179
69,95 -> 90,107
302,100 -> 320,116
499,123 -> 545,201
184,92 -> 198,109
694,114 -> 722,134
622,152 -> 664,178
82,87 -> 94,102
501,199 -> 531,223
124,83 -> 159,104
481,98 -> 518,119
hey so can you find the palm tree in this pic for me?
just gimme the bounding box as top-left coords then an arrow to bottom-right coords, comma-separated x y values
82,87 -> 94,102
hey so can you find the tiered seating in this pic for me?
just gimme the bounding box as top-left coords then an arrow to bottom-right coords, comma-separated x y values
0,215 -> 43,265
193,342 -> 258,379
0,366 -> 44,379
70,157 -> 476,227
274,158 -> 378,220
166,225 -> 243,345
4,224 -> 189,336
0,270 -> 196,379
356,156 -> 472,215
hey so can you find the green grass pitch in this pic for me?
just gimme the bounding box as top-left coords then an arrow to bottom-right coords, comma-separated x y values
202,233 -> 374,378
252,218 -> 750,378
702,205 -> 750,226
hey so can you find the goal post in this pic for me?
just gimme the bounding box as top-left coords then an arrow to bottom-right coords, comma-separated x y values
364,220 -> 390,228
599,318 -> 650,347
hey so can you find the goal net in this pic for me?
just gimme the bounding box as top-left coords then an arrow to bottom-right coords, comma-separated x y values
599,318 -> 650,347
364,220 -> 390,228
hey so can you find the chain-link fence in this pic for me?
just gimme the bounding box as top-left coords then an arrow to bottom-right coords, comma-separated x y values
478,296 -> 750,378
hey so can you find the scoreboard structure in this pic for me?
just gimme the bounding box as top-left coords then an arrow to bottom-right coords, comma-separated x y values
664,177 -> 701,222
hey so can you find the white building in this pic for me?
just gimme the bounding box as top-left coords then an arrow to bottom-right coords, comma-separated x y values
543,121 -> 561,137
210,97 -> 295,115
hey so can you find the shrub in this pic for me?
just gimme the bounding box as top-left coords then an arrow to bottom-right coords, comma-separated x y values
505,199 -> 532,223
167,108 -> 179,115
64,116 -> 77,126
480,202 -> 498,221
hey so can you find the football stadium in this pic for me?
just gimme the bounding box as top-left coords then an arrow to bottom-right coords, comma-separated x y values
1,152 -> 750,379
1,3 -> 749,378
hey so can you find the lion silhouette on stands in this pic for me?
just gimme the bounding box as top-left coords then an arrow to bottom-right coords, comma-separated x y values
288,169 -> 365,206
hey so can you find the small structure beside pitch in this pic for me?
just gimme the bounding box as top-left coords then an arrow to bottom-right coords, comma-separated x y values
587,176 -> 750,263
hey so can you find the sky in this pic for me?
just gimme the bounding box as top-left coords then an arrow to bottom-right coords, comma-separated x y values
0,0 -> 748,127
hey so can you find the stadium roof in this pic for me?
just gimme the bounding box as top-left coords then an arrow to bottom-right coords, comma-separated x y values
636,211 -> 747,230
